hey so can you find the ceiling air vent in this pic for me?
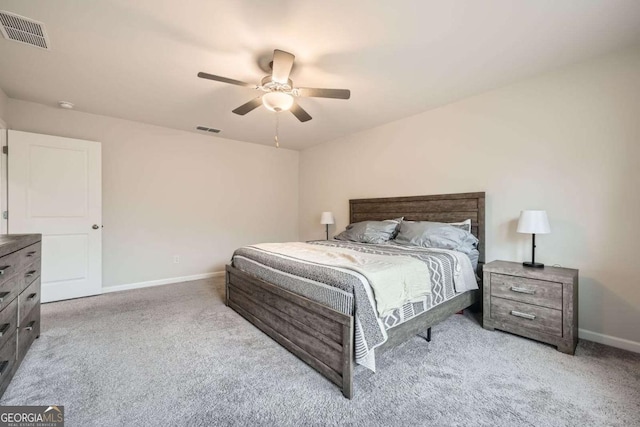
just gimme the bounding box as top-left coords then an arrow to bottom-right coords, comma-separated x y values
0,11 -> 50,50
196,126 -> 221,134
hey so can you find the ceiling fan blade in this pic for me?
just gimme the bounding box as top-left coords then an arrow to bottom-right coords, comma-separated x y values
232,97 -> 263,115
290,102 -> 312,122
198,72 -> 255,88
271,49 -> 295,84
296,87 -> 351,99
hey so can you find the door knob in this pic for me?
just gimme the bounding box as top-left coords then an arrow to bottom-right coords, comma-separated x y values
92,224 -> 100,230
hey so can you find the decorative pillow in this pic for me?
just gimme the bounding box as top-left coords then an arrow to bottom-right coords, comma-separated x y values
448,219 -> 472,233
334,219 -> 401,244
388,217 -> 404,238
395,220 -> 479,254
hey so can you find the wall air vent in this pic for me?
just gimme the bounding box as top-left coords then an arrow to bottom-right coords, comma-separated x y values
196,126 -> 221,134
0,11 -> 50,50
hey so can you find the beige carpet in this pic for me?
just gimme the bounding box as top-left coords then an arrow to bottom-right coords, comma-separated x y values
2,277 -> 639,426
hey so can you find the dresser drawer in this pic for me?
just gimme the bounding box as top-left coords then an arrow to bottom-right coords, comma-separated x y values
0,331 -> 17,397
0,242 -> 42,289
18,306 -> 39,361
19,259 -> 41,292
0,298 -> 18,352
19,278 -> 40,327
0,250 -> 24,290
491,273 -> 562,310
0,275 -> 21,313
491,297 -> 562,337
20,242 -> 42,264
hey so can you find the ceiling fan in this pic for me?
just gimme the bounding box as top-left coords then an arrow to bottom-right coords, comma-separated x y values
198,49 -> 350,123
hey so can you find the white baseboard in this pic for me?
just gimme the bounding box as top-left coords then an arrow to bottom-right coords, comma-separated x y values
103,271 -> 225,294
579,328 -> 640,354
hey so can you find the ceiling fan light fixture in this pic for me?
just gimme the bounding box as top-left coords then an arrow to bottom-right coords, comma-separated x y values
262,92 -> 294,112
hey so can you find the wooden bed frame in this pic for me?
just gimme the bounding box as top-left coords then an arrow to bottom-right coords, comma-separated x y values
225,192 -> 485,399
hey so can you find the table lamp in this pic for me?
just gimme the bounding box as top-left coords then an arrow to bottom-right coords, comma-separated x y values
517,210 -> 550,268
320,212 -> 334,240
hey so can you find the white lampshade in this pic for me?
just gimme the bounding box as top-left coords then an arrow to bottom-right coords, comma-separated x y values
517,210 -> 550,234
320,212 -> 335,225
262,92 -> 294,112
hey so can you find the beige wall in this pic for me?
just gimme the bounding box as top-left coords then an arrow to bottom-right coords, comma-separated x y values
299,47 -> 640,347
7,99 -> 299,288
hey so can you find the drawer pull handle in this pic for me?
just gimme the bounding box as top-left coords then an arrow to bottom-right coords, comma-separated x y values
510,310 -> 536,320
0,323 -> 9,337
24,321 -> 35,331
0,292 -> 9,303
510,286 -> 536,295
27,293 -> 37,301
0,266 -> 9,275
0,361 -> 7,376
26,251 -> 37,257
25,270 -> 37,278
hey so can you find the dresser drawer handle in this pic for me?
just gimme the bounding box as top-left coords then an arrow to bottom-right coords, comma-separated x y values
0,323 -> 9,337
25,270 -> 37,278
510,310 -> 536,320
26,293 -> 37,301
510,286 -> 536,295
24,321 -> 36,331
0,292 -> 9,303
26,251 -> 37,257
0,266 -> 9,276
0,360 -> 7,376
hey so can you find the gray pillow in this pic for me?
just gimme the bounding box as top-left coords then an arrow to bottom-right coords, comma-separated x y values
395,221 -> 479,254
334,219 -> 400,244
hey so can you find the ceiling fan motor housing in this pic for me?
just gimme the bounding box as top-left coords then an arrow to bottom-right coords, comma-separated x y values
261,75 -> 293,92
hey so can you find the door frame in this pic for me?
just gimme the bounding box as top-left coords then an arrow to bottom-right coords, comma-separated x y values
0,118 -> 7,235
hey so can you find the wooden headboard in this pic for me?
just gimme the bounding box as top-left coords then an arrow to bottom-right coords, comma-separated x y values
349,192 -> 486,263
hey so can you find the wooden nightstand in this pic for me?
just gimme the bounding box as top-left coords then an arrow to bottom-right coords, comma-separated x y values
483,260 -> 579,354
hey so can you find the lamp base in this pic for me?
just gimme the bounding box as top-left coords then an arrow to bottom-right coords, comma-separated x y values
523,261 -> 544,269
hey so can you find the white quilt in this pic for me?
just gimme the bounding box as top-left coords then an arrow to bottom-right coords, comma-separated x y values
251,242 -> 432,317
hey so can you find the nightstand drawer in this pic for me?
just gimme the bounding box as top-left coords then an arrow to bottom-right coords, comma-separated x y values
491,297 -> 562,337
490,273 -> 562,310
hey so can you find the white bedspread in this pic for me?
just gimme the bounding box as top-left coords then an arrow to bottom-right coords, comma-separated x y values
251,242 -> 431,317
385,243 -> 478,293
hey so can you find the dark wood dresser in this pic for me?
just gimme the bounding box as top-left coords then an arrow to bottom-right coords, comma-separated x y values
0,234 -> 42,397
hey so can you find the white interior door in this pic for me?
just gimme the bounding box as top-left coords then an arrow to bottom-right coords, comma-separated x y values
8,130 -> 102,302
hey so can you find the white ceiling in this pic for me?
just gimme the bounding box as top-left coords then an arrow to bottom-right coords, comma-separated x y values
1,0 -> 639,150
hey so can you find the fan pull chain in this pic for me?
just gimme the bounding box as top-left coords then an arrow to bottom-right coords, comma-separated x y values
274,112 -> 280,148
